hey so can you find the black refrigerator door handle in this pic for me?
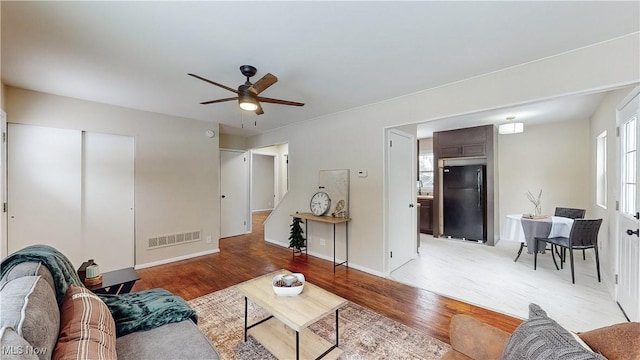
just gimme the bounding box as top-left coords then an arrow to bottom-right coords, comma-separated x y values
477,170 -> 482,207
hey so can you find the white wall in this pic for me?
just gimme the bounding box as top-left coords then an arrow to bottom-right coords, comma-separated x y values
5,87 -> 220,267
589,86 -> 637,293
498,119 -> 591,219
248,33 -> 640,275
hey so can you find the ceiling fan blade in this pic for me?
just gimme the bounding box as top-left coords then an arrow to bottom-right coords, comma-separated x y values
249,73 -> 277,95
255,102 -> 264,115
200,97 -> 238,105
257,96 -> 305,107
188,73 -> 238,94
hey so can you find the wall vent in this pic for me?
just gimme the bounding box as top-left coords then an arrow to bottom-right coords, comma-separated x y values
148,230 -> 201,249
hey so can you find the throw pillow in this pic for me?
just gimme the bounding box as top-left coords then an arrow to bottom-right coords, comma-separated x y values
0,326 -> 39,360
0,276 -> 60,360
53,286 -> 117,360
578,322 -> 640,360
501,303 -> 606,360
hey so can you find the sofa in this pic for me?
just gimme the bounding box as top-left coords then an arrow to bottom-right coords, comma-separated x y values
442,303 -> 639,360
0,246 -> 220,360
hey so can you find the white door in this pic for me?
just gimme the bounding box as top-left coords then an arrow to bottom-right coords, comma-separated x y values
220,150 -> 248,238
8,124 -> 83,265
82,133 -> 135,272
387,129 -> 416,271
1,111 -> 7,259
617,87 -> 640,322
251,153 -> 275,211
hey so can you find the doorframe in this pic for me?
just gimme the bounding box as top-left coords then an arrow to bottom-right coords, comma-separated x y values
383,128 -> 417,274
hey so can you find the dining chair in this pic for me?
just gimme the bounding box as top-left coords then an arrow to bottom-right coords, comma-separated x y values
533,219 -> 602,284
554,207 -> 587,261
554,207 -> 586,219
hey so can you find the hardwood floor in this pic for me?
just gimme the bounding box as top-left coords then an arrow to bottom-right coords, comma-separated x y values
133,211 -> 522,344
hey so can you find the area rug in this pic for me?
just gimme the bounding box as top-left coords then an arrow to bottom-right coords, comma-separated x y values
187,285 -> 450,359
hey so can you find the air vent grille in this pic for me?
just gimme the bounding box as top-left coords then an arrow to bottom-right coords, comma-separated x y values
148,230 -> 201,249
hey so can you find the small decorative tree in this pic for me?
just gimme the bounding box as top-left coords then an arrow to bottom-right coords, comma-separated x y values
289,217 -> 306,250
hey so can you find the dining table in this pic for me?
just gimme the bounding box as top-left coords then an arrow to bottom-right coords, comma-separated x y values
502,214 -> 574,254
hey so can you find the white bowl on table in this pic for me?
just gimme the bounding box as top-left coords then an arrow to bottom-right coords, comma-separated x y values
272,273 -> 305,296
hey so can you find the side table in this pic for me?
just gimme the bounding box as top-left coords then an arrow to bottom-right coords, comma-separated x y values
86,267 -> 140,295
291,212 -> 350,272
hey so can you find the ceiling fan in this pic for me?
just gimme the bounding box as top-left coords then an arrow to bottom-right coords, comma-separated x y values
188,65 -> 304,115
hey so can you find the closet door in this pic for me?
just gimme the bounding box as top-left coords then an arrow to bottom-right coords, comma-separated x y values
83,133 -> 135,272
7,124 -> 83,265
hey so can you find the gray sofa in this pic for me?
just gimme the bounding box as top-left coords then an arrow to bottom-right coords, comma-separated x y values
0,260 -> 219,360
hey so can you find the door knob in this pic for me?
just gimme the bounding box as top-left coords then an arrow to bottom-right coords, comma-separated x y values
221,195 -> 226,198
635,212 -> 640,220
626,229 -> 639,237
409,204 -> 414,208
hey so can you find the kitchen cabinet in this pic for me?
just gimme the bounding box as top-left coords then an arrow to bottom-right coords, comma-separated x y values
435,125 -> 487,158
418,197 -> 433,234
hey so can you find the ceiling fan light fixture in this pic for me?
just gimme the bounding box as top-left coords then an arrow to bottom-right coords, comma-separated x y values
239,95 -> 258,111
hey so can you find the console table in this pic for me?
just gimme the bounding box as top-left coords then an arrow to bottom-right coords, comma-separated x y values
291,212 -> 350,272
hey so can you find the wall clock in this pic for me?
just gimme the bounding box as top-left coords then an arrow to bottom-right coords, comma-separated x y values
310,191 -> 331,216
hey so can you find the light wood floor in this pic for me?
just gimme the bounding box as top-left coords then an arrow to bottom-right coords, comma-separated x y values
133,211 -> 522,345
391,234 -> 628,332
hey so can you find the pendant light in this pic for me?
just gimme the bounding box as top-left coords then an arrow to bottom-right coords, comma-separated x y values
498,116 -> 524,134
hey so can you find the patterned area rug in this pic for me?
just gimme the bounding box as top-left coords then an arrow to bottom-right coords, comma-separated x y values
188,285 -> 450,359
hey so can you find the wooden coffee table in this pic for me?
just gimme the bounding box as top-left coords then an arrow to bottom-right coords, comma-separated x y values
236,271 -> 348,360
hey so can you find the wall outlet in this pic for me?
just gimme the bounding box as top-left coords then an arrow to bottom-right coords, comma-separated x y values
320,239 -> 326,246
206,235 -> 212,244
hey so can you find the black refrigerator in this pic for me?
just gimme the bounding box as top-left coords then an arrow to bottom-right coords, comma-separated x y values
443,165 -> 487,242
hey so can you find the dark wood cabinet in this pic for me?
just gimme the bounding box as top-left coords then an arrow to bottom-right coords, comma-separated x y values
418,197 -> 433,234
435,125 -> 487,158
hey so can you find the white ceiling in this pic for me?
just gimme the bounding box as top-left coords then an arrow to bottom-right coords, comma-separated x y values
2,1 -> 639,137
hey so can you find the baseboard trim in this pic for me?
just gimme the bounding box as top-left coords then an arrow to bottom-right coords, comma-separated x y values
135,248 -> 220,270
263,237 -> 386,278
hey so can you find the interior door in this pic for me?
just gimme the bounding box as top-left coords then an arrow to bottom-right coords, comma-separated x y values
220,150 -> 248,238
1,111 -> 6,259
617,87 -> 640,322
251,153 -> 275,211
82,132 -> 135,272
7,124 -> 83,265
388,129 -> 416,271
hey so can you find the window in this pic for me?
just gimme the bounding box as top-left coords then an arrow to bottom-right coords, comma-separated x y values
621,118 -> 637,216
596,131 -> 607,208
418,153 -> 434,187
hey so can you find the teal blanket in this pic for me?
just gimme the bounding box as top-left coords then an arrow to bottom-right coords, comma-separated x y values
0,244 -> 197,337
100,289 -> 197,337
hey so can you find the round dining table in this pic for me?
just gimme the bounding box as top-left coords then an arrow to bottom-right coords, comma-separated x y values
502,214 -> 574,243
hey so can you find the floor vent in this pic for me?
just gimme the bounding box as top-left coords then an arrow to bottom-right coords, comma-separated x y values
148,230 -> 201,249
